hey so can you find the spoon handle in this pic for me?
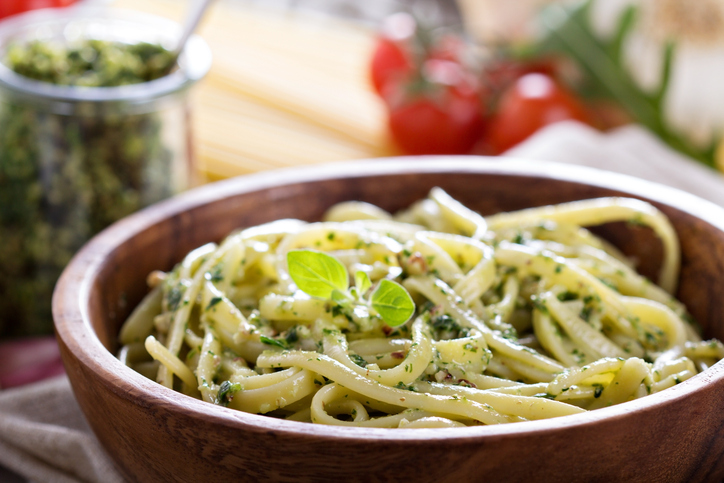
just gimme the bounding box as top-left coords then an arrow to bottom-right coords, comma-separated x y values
174,0 -> 215,58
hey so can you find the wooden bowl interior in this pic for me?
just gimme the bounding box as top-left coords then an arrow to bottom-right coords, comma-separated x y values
90,171 -> 724,354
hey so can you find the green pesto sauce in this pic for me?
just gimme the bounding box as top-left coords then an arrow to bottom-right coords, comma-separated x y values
4,39 -> 174,86
0,39 -> 180,338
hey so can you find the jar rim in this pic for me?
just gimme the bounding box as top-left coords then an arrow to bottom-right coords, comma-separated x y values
0,6 -> 212,103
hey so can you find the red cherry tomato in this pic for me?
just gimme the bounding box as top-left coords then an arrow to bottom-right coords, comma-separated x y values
480,58 -> 557,100
370,38 -> 412,96
387,60 -> 484,155
0,0 -> 78,20
428,34 -> 466,64
369,13 -> 416,95
484,73 -> 590,154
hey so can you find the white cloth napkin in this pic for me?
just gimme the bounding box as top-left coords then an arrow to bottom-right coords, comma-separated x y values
0,375 -> 123,483
505,122 -> 724,206
2,122 -> 724,483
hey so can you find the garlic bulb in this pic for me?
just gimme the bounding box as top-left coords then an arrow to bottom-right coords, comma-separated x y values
590,0 -> 724,148
457,0 -> 576,46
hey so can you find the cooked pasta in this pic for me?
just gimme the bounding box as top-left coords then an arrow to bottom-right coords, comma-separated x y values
118,188 -> 724,427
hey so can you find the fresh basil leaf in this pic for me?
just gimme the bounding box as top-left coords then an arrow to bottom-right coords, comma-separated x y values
355,271 -> 371,296
371,279 -> 415,327
330,289 -> 348,303
287,250 -> 349,299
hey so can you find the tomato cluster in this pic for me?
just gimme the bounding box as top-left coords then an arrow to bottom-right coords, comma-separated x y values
0,0 -> 77,20
370,14 -> 591,156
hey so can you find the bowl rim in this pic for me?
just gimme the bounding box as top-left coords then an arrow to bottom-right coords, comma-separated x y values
53,156 -> 724,441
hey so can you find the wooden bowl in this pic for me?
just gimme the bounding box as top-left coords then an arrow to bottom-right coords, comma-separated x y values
53,158 -> 724,482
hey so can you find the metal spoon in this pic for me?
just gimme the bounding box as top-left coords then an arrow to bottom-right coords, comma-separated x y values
166,0 -> 215,73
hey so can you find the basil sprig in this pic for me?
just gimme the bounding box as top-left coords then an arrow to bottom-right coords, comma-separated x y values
287,250 -> 414,327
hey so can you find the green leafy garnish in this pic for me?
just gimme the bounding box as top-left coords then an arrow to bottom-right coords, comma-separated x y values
287,250 -> 348,299
288,249 -> 415,327
557,291 -> 579,302
285,326 -> 299,344
217,381 -> 242,407
432,314 -> 461,333
166,285 -> 184,311
350,354 -> 368,368
394,381 -> 417,392
260,335 -> 289,350
371,279 -> 415,327
330,289 -> 349,303
207,266 -> 224,283
206,297 -> 222,310
355,271 -> 372,295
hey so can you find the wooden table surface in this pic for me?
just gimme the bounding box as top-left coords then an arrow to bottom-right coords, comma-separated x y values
117,0 -> 396,182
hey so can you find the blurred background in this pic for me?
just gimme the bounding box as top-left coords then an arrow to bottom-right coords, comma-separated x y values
50,0 -> 724,178
3,0 -> 724,479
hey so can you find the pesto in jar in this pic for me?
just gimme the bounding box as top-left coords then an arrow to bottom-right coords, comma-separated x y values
0,39 -> 182,337
5,39 -> 174,86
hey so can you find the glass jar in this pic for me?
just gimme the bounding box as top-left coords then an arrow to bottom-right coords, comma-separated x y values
0,7 -> 211,338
